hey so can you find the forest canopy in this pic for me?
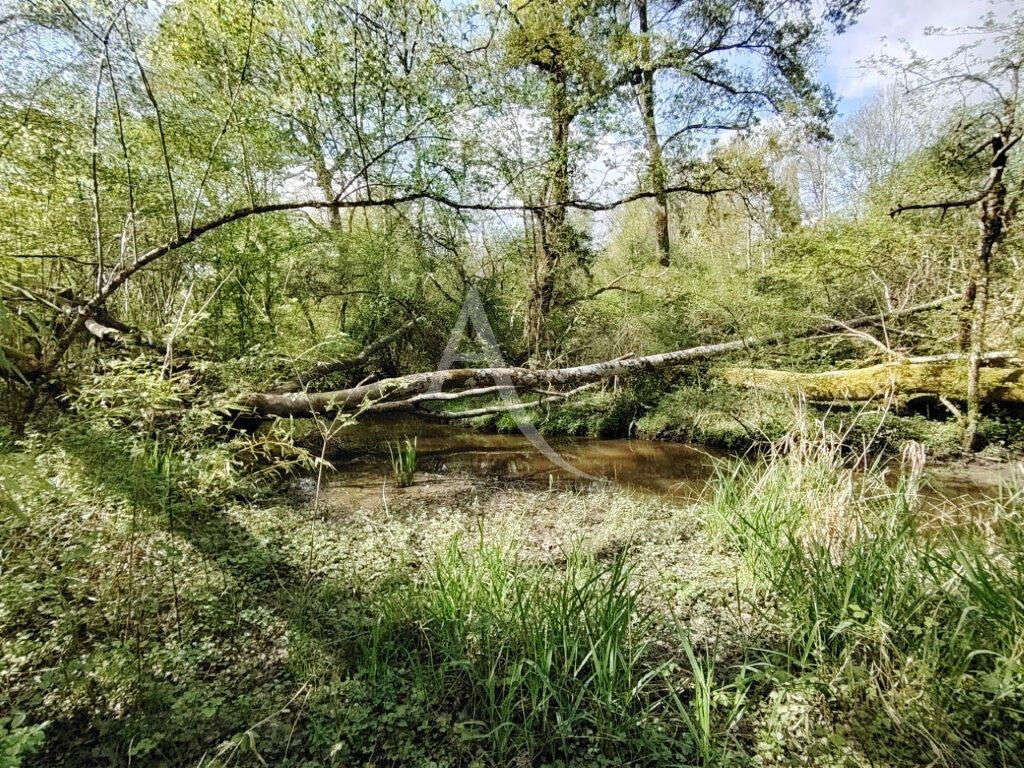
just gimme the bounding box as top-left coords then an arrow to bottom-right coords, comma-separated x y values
1,0 -> 1020,444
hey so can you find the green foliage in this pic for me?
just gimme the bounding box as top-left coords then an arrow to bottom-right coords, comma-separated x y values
830,409 -> 963,458
360,541 -> 682,764
711,434 -> 1024,765
4,425 -> 1024,767
495,388 -> 642,438
712,442 -> 935,660
0,435 -> 737,766
0,715 -> 46,768
1,2 -> 1023,766
500,378 -> 984,459
636,378 -> 791,448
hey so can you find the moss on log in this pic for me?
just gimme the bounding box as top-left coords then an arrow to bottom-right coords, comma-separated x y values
721,355 -> 1024,405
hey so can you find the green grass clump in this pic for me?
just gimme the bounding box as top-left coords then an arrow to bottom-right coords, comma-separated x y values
388,436 -> 417,486
354,537 -> 750,766
712,441 -> 935,659
361,541 -> 675,763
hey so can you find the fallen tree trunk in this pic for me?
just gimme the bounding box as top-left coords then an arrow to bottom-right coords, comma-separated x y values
237,295 -> 958,418
366,383 -> 599,420
2,310 -> 162,382
721,352 -> 1024,405
81,313 -> 171,354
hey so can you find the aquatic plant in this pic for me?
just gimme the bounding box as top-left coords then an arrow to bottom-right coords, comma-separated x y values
388,436 -> 417,487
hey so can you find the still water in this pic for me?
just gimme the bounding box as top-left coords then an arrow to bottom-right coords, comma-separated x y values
318,416 -> 1021,503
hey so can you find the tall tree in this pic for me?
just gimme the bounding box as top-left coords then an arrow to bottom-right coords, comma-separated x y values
629,0 -> 669,264
617,0 -> 865,264
890,9 -> 1023,452
500,0 -> 621,360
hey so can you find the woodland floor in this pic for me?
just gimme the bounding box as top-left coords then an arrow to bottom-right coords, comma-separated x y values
2,427 -> 1024,767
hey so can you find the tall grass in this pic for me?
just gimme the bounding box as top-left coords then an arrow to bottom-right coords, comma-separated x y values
8,421 -> 1023,766
360,539 -> 736,764
711,431 -> 934,660
710,425 -> 1024,765
388,436 -> 417,487
927,484 -> 1024,642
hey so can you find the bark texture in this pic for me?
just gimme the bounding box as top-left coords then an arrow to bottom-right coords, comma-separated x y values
528,68 -> 576,359
962,131 -> 1010,451
633,0 -> 670,266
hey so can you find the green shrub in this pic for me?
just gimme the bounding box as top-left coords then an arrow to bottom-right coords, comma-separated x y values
493,389 -> 642,438
636,380 -> 791,448
823,409 -> 963,458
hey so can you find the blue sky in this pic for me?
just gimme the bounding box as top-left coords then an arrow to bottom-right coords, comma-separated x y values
820,0 -> 997,116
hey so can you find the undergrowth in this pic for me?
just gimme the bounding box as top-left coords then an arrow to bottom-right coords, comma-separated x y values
507,376 -> 1017,459
2,420 -> 1023,766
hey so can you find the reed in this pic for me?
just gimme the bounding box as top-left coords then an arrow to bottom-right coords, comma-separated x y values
388,436 -> 417,487
361,540 -> 740,763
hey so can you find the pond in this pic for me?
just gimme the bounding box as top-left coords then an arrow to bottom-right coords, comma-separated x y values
308,415 -> 1022,505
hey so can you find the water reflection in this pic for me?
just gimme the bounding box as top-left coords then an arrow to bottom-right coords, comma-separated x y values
318,415 -> 1020,504
414,434 -> 726,500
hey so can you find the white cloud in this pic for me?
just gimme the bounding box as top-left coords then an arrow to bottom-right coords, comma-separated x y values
821,0 -> 1001,109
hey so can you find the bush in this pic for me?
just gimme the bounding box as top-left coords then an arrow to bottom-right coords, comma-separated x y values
0,714 -> 46,768
493,389 -> 643,439
636,379 -> 791,448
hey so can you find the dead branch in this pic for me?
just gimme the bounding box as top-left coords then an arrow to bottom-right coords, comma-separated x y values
409,384 -> 599,421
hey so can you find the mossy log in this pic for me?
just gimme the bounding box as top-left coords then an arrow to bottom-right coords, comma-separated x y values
720,355 -> 1024,405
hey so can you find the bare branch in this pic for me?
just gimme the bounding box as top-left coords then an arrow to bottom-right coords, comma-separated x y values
413,384 -> 599,421
122,14 -> 181,238
187,0 -> 258,232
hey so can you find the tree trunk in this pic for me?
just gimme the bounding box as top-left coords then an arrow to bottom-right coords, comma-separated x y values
721,352 -> 1023,405
528,70 -> 573,361
962,249 -> 991,451
958,275 -> 977,352
963,133 -> 1008,453
302,122 -> 342,231
633,0 -> 670,266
